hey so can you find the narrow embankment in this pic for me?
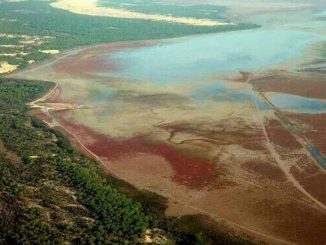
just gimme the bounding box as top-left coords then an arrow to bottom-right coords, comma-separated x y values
246,74 -> 326,212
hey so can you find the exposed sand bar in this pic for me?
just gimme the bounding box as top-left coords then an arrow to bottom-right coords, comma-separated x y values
51,0 -> 231,26
0,61 -> 17,74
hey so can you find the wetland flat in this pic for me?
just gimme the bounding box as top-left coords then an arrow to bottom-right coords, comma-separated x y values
15,2 -> 326,244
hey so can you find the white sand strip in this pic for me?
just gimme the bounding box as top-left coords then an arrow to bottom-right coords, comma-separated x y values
40,49 -> 60,55
0,61 -> 18,74
51,0 -> 231,26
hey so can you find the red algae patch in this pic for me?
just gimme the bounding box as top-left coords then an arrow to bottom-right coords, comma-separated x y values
53,41 -> 152,75
90,137 -> 219,189
54,54 -> 118,75
53,113 -> 219,189
151,143 -> 218,188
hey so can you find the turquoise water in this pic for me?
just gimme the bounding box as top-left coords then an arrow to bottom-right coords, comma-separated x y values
266,93 -> 326,112
191,81 -> 252,101
305,144 -> 326,169
285,21 -> 326,29
94,28 -> 326,113
191,80 -> 270,109
103,29 -> 323,84
315,10 -> 326,16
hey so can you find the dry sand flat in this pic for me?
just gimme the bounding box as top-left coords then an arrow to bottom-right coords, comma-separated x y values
50,0 -> 231,26
287,113 -> 326,157
164,0 -> 317,16
0,61 -> 17,74
40,49 -> 60,55
251,71 -> 326,100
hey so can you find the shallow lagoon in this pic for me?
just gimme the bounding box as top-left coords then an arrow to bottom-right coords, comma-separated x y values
267,92 -> 326,113
103,29 -> 323,83
94,27 -> 326,113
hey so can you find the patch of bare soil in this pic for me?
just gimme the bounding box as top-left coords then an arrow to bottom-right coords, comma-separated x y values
28,109 -> 54,126
287,113 -> 326,155
250,200 -> 326,245
291,156 -> 326,204
158,120 -> 266,152
0,140 -> 21,164
266,119 -> 302,151
241,160 -> 286,182
251,71 -> 326,99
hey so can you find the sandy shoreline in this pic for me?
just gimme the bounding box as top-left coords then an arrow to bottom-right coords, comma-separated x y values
51,0 -> 231,26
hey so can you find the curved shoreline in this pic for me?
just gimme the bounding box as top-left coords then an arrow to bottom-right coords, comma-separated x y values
51,0 -> 232,26
7,26 -> 264,79
10,23 -> 326,245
